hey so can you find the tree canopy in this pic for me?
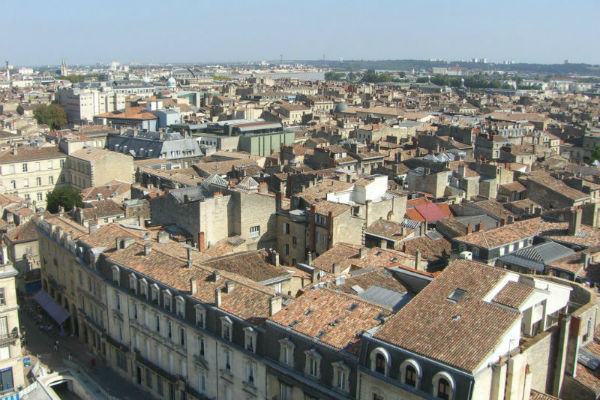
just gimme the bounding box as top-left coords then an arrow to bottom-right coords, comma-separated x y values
46,186 -> 82,213
33,104 -> 67,130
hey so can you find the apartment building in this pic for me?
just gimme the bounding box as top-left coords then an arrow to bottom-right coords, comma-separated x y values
65,147 -> 134,189
0,147 -> 67,209
0,263 -> 24,398
55,86 -> 126,124
36,216 -> 280,400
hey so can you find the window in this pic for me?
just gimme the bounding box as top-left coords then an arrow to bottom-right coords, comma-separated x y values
167,320 -> 172,340
37,193 -> 43,201
175,296 -> 185,318
155,314 -> 160,332
221,317 -> 232,341
22,163 -> 27,172
0,289 -> 5,306
36,177 -> 42,186
0,367 -> 14,393
244,327 -> 256,353
400,359 -> 422,388
10,181 -> 15,189
195,305 -> 206,328
151,284 -> 159,303
24,194 -> 30,201
279,338 -> 295,366
223,348 -> 232,373
23,179 -> 28,188
0,345 -> 9,361
49,176 -> 54,185
370,348 -> 389,376
114,291 -> 120,311
280,382 -> 292,400
499,247 -> 505,256
60,160 -> 65,168
146,368 -> 153,388
179,327 -> 185,347
112,265 -> 120,284
246,360 -> 255,385
163,291 -> 172,311
249,225 -> 260,238
198,371 -> 206,394
433,372 -> 455,400
283,223 -> 290,234
284,244 -> 289,256
129,274 -> 137,294
157,375 -> 163,396
304,349 -> 322,379
140,279 -> 148,299
197,336 -> 205,357
332,361 -> 350,392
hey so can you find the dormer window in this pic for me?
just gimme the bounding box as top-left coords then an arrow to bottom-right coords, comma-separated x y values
370,348 -> 390,376
112,265 -> 120,285
400,359 -> 422,389
446,289 -> 466,303
433,372 -> 455,400
332,361 -> 350,393
220,316 -> 232,341
163,290 -> 172,311
244,327 -> 257,353
129,273 -> 137,294
151,284 -> 159,304
195,305 -> 206,328
140,279 -> 148,299
304,349 -> 322,379
279,338 -> 295,367
175,296 -> 185,318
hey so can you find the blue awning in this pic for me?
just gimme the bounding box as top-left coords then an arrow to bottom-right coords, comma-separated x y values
33,290 -> 70,325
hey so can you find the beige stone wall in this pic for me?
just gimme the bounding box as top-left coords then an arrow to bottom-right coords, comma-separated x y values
0,268 -> 25,393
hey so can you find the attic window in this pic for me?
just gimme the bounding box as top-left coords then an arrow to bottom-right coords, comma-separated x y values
347,303 -> 358,311
447,289 -> 467,303
329,319 -> 340,327
304,309 -> 312,316
316,331 -> 326,339
288,320 -> 298,328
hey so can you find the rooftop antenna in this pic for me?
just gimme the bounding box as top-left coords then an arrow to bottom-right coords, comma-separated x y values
5,61 -> 9,81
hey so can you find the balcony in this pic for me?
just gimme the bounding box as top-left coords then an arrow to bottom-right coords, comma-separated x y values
0,331 -> 19,345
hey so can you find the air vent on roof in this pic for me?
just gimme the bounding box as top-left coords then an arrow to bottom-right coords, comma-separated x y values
316,331 -> 326,339
288,320 -> 298,328
329,319 -> 339,327
452,314 -> 461,322
348,303 -> 358,311
447,289 -> 467,303
304,309 -> 312,316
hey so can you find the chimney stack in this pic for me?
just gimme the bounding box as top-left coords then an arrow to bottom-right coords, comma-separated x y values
276,192 -> 283,211
270,296 -> 282,316
311,268 -> 319,283
333,263 -> 341,275
215,288 -> 221,307
212,270 -> 220,282
466,223 -> 473,234
476,221 -> 485,232
507,215 -> 514,224
144,242 -> 152,256
306,250 -> 312,266
187,246 -> 193,268
500,218 -> 506,227
226,281 -> 235,293
415,250 -> 423,271
568,208 -> 582,236
584,253 -> 591,270
359,247 -> 366,259
198,232 -> 205,253
190,278 -> 198,295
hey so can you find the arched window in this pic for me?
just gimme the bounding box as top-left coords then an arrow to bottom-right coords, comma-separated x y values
369,348 -> 390,376
375,353 -> 386,374
400,359 -> 422,388
433,372 -> 455,400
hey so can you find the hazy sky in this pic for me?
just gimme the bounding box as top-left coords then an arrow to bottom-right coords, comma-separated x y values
2,0 -> 599,66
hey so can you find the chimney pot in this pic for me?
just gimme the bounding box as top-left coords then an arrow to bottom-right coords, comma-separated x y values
144,242 -> 152,256
190,278 -> 198,295
215,288 -> 221,307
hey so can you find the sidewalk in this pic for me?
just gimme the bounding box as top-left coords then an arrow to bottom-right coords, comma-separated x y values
20,298 -> 148,400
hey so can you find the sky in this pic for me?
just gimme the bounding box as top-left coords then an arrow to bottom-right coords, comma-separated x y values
2,0 -> 599,66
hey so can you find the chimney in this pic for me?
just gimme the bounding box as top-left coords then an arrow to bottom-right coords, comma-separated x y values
466,223 -> 473,234
276,192 -> 283,211
157,231 -> 169,243
226,281 -> 235,293
306,250 -> 312,266
187,246 -> 193,268
333,263 -> 341,275
359,247 -> 366,259
143,242 -> 152,256
258,182 -> 268,194
584,253 -> 591,270
190,278 -> 197,296
534,207 -> 542,216
476,221 -> 485,232
311,268 -> 319,283
415,250 -> 423,271
500,218 -> 506,227
270,296 -> 282,316
212,270 -> 220,282
568,208 -> 582,236
214,288 -> 221,307
88,223 -> 99,234
198,232 -> 205,253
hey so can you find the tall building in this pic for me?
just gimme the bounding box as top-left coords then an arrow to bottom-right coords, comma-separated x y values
55,86 -> 126,124
60,59 -> 68,76
0,263 -> 24,397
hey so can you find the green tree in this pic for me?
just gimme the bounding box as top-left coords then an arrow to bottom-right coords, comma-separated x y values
324,71 -> 345,81
16,105 -> 24,115
590,146 -> 600,164
46,186 -> 82,213
33,104 -> 67,130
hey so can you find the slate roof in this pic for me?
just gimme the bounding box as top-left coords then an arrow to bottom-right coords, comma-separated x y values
499,241 -> 575,272
236,176 -> 258,191
374,260 -> 521,373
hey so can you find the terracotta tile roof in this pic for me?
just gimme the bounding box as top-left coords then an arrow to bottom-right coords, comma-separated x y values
81,180 -> 131,202
312,243 -> 415,273
546,252 -> 586,275
527,172 -> 589,201
491,281 -> 535,309
202,251 -> 289,283
4,219 -> 38,243
454,217 -> 543,249
95,106 -> 157,120
538,221 -> 600,249
366,218 -> 413,241
80,200 -> 124,220
401,236 -> 451,267
414,203 -> 449,223
70,147 -> 128,162
405,208 -> 425,222
313,201 -> 350,217
332,268 -> 409,296
269,287 -> 389,352
530,390 -> 560,400
375,260 -> 521,372
0,146 -> 65,164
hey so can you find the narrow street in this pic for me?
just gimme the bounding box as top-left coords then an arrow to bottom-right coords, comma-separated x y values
20,296 -> 149,400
